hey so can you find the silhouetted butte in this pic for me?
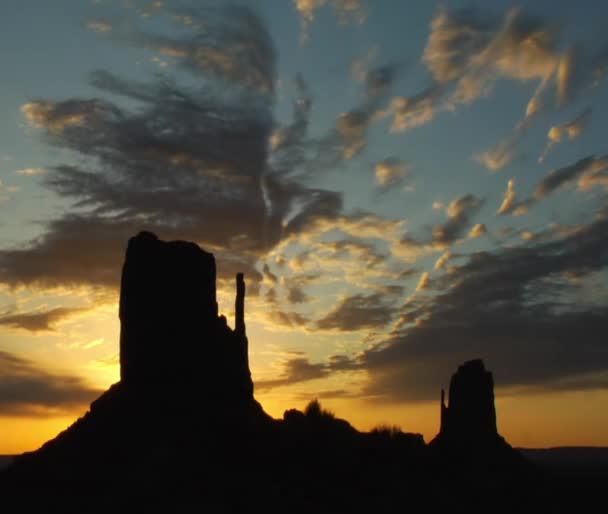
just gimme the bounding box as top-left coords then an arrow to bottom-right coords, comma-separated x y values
2,233 -> 581,513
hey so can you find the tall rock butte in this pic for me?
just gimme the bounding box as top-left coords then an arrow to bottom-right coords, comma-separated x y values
3,235 -> 543,513
119,231 -> 253,403
5,232 -> 268,484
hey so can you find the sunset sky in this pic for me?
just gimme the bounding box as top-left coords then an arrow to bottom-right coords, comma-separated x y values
2,0 -> 608,453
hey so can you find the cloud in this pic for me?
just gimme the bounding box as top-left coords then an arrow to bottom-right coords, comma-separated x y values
521,231 -> 535,241
266,310 -> 309,328
415,272 -> 430,292
262,263 -> 278,285
294,0 -> 366,43
475,127 -> 526,171
0,216 -> 140,289
131,5 -> 277,92
0,188 -> 14,202
269,74 -> 311,159
0,351 -> 101,416
382,86 -> 442,133
432,194 -> 484,246
353,207 -> 608,402
578,166 -> 608,191
497,179 -> 517,215
336,110 -> 369,159
393,194 -> 485,260
316,293 -> 396,331
2,6 -> 352,292
362,64 -> 399,98
434,252 -> 452,270
15,167 -> 44,176
21,100 -> 98,133
374,158 -> 410,189
424,7 -> 562,106
86,19 -> 112,33
255,356 -> 329,390
533,155 -> 608,199
491,156 -> 608,218
425,7 -> 608,170
0,307 -> 86,333
468,223 -> 487,239
324,238 -> 387,267
256,353 -> 362,391
282,273 -> 319,304
271,63 -> 398,180
299,60 -> 399,166
539,108 -> 592,163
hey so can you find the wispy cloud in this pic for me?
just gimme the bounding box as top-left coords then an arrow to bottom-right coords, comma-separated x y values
0,351 -> 101,416
497,179 -> 517,215
539,108 -> 592,163
15,167 -> 44,176
0,307 -> 86,333
316,293 -> 396,331
346,207 -> 608,401
294,0 -> 366,44
374,158 -> 410,189
432,194 -> 485,246
86,19 -> 112,33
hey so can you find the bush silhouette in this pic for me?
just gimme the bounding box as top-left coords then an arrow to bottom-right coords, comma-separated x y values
304,399 -> 335,419
370,424 -> 403,438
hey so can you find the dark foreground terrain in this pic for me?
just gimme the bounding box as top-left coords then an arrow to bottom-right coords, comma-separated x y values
1,233 -> 604,513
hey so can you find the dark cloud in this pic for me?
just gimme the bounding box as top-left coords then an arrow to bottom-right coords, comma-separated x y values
396,268 -> 418,280
316,293 -> 396,331
432,194 -> 484,246
324,238 -> 387,267
423,7 -> 561,105
267,310 -> 309,328
374,157 -> 410,190
3,5 -> 347,292
132,4 -> 276,92
391,193 -> 485,257
385,85 -> 443,132
0,351 -> 101,416
0,216 -> 133,289
303,62 -> 400,166
256,357 -> 328,390
294,389 -> 355,401
268,73 -> 311,166
256,352 -> 363,392
497,155 -> 608,217
539,108 -> 592,163
0,307 -> 85,333
353,208 -> 608,402
533,155 -> 608,199
284,274 -> 318,305
364,64 -> 399,97
262,263 -> 278,285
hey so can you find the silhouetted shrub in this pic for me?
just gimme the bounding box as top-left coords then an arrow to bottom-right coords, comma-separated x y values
304,399 -> 335,419
370,424 -> 403,438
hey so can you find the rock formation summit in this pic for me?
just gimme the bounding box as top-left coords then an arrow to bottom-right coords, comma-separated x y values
3,234 -> 547,513
430,359 -> 526,473
439,359 -> 497,443
119,231 -> 253,403
6,232 -> 270,484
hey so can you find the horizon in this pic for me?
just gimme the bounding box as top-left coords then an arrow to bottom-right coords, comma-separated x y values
1,0 -> 608,454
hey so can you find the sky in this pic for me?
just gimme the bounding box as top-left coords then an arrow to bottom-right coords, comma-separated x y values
1,0 -> 608,453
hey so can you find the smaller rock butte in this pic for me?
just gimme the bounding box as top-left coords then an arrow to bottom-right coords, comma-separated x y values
439,359 -> 498,442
